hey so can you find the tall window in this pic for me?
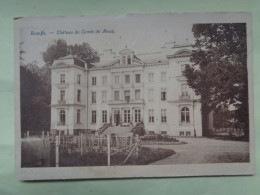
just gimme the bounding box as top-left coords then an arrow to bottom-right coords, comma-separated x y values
92,110 -> 96,124
102,110 -> 107,123
161,88 -> 167,101
181,107 -> 190,123
124,110 -> 130,123
125,75 -> 130,84
161,109 -> 167,123
135,74 -> 141,83
102,91 -> 107,103
149,109 -> 154,123
148,89 -> 154,101
149,73 -> 154,82
124,90 -> 130,102
77,109 -> 80,123
102,76 -> 107,85
114,91 -> 119,101
60,90 -> 65,101
181,84 -> 188,97
161,72 -> 166,82
135,109 -> 141,123
60,74 -> 65,84
92,77 -> 96,85
59,110 -> 65,125
77,74 -> 81,84
135,89 -> 140,100
114,75 -> 119,84
77,90 -> 81,102
92,92 -> 96,103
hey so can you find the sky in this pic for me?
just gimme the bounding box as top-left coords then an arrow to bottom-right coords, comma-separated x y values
18,13 -> 250,67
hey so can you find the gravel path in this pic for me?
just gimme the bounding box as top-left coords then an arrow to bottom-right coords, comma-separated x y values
147,137 -> 249,165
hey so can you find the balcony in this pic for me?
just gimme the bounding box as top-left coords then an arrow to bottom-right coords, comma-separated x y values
108,99 -> 144,105
57,122 -> 65,126
58,100 -> 66,104
56,83 -> 69,89
179,94 -> 190,100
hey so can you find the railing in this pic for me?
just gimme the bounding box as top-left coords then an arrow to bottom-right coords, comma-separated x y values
57,122 -> 66,126
108,99 -> 144,104
179,94 -> 190,100
58,100 -> 66,104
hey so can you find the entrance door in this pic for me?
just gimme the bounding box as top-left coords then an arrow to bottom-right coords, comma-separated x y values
114,110 -> 120,126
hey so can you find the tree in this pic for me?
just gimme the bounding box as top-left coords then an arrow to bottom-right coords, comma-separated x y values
20,65 -> 50,136
184,23 -> 249,139
42,39 -> 99,66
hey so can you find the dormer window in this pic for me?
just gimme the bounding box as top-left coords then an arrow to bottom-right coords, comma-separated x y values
127,56 -> 131,64
122,56 -> 126,65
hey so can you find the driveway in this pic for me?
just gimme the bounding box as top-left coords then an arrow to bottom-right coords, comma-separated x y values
146,137 -> 249,165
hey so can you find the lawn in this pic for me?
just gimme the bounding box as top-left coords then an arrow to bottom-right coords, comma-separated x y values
52,146 -> 175,167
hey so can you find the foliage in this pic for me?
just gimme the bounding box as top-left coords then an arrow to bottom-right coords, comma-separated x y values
42,39 -> 99,66
184,23 -> 249,138
20,65 -> 50,136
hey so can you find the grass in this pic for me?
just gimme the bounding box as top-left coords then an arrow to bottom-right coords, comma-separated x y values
52,146 -> 175,167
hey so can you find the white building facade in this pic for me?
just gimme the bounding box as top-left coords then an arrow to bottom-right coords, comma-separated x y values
50,43 -> 202,136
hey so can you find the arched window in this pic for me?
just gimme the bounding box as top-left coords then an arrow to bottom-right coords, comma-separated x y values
60,110 -> 66,124
181,107 -> 190,123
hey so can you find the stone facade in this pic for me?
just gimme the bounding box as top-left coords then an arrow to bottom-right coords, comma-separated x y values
50,42 -> 202,136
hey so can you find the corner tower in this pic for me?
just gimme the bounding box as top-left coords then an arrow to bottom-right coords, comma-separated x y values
50,55 -> 87,135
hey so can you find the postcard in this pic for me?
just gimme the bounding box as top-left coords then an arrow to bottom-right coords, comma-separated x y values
14,12 -> 255,180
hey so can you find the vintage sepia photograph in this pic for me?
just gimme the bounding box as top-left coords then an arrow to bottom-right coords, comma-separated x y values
14,13 -> 255,180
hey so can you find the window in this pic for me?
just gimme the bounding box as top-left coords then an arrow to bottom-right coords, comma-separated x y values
60,74 -> 65,84
77,74 -> 81,84
92,92 -> 96,103
179,131 -> 184,136
181,84 -> 188,97
122,56 -> 126,65
77,90 -> 81,102
124,110 -> 130,123
161,89 -> 167,101
135,89 -> 140,100
59,110 -> 65,125
148,89 -> 154,101
102,76 -> 107,85
114,75 -> 119,84
92,77 -> 96,85
125,75 -> 130,84
77,109 -> 80,123
186,131 -> 191,136
127,56 -> 131,64
149,109 -> 154,123
102,91 -> 107,103
181,107 -> 190,123
60,90 -> 65,101
135,109 -> 141,123
161,131 -> 167,135
124,90 -> 130,102
161,72 -> 166,82
92,110 -> 96,123
181,64 -> 187,75
114,91 -> 120,101
135,74 -> 141,83
161,109 -> 167,123
149,73 -> 154,82
102,110 -> 107,123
